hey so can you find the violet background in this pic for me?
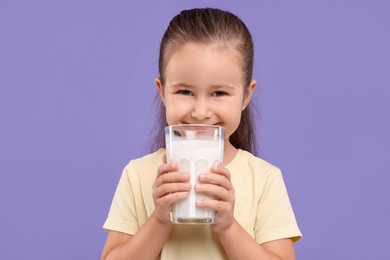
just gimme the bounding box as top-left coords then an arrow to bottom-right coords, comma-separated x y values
1,0 -> 389,259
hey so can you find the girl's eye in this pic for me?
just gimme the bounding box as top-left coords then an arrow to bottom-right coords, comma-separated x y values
212,91 -> 227,97
177,90 -> 193,96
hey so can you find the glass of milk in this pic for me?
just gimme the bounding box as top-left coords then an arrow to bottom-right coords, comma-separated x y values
165,124 -> 224,224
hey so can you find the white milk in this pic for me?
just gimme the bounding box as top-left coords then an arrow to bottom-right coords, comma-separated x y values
168,139 -> 223,223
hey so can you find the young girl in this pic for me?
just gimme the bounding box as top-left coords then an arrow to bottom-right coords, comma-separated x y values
102,8 -> 301,260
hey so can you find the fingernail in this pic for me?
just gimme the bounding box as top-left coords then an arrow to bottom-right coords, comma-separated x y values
196,200 -> 204,206
199,174 -> 206,180
195,184 -> 203,191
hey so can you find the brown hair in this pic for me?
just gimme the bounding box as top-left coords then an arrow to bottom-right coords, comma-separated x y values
151,8 -> 258,155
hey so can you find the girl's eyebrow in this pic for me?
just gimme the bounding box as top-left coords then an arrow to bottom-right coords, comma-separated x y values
170,82 -> 236,90
170,82 -> 194,88
210,84 -> 236,90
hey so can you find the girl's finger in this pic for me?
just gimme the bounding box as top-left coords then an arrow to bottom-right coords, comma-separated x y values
198,167 -> 233,191
195,183 -> 232,201
162,154 -> 167,164
196,199 -> 232,214
211,165 -> 231,180
156,191 -> 189,206
198,173 -> 232,191
154,171 -> 190,188
156,162 -> 178,177
154,182 -> 192,198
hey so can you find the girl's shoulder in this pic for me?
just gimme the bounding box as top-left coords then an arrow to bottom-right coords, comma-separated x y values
131,148 -> 165,165
228,149 -> 282,176
122,149 -> 165,176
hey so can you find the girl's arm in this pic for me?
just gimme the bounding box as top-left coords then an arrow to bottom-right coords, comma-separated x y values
101,213 -> 171,260
101,161 -> 191,260
196,166 -> 296,260
218,220 -> 295,260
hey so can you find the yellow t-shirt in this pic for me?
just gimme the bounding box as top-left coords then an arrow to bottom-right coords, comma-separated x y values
103,149 -> 302,259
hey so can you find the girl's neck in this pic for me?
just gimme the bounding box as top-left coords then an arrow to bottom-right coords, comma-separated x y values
223,141 -> 238,167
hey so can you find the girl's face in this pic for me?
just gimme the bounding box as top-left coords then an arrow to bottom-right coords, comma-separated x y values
156,42 -> 256,147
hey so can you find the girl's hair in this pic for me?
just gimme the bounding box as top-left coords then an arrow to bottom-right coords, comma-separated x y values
151,8 -> 258,155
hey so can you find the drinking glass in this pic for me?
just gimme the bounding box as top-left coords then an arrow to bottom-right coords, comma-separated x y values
165,124 -> 224,224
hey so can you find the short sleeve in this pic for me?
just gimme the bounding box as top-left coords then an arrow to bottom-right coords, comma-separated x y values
254,168 -> 302,244
103,162 -> 139,235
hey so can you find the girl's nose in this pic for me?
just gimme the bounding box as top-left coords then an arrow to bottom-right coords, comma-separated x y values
191,99 -> 212,120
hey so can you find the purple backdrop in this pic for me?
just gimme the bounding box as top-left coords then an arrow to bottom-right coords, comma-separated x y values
1,1 -> 389,259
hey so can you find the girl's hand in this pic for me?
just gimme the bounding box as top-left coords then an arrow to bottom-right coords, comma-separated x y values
195,165 -> 235,234
152,155 -> 191,224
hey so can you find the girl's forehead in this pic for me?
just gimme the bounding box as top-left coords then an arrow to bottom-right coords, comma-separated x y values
166,42 -> 243,68
164,43 -> 244,86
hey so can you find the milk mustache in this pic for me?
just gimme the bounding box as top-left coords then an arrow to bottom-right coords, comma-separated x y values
165,125 -> 224,224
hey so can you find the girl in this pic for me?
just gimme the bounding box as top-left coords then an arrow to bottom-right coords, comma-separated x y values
102,8 -> 301,260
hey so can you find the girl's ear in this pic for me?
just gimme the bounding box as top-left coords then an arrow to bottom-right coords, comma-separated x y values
242,80 -> 257,110
155,77 -> 165,105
